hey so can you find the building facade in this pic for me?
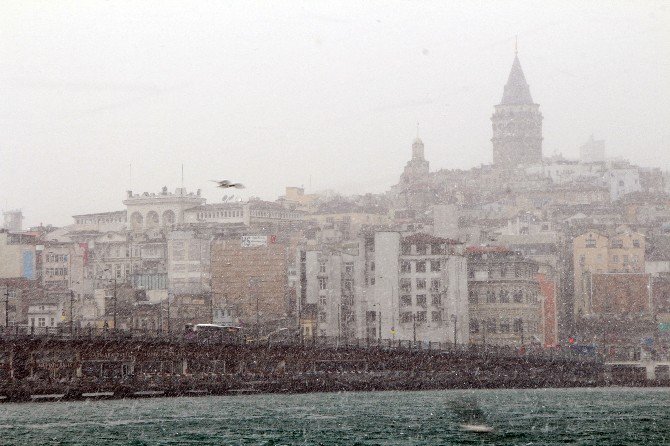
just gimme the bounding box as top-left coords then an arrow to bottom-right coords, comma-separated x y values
467,248 -> 542,346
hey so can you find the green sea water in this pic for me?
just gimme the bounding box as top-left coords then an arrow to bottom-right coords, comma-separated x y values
0,388 -> 668,445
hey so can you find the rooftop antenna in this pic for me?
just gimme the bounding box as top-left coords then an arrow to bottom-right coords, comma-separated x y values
515,35 -> 518,55
416,122 -> 420,138
181,164 -> 184,189
129,163 -> 132,190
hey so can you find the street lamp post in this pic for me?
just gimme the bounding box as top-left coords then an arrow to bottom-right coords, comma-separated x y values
451,314 -> 458,347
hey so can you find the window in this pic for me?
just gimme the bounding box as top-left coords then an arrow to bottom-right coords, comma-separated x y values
430,279 -> 440,292
319,295 -> 326,306
416,295 -> 427,308
416,245 -> 427,255
513,290 -> 523,303
318,313 -> 326,322
468,291 -> 478,304
50,318 -> 55,327
585,238 -> 596,248
38,317 -> 46,327
633,239 -> 640,248
514,266 -> 520,277
500,265 -> 507,277
500,319 -> 510,333
611,239 -> 623,249
344,263 -> 354,275
318,277 -> 327,290
400,312 -> 412,323
431,311 -> 442,322
430,260 -> 441,272
415,261 -> 426,273
400,295 -> 412,307
416,311 -> 427,322
469,319 -> 479,333
431,294 -> 441,306
468,268 -> 474,279
486,319 -> 496,333
366,311 -> 376,323
30,318 -> 35,326
370,262 -> 375,272
400,279 -> 412,292
416,279 -> 426,290
623,255 -> 629,264
401,243 -> 411,255
431,244 -> 443,255
612,255 -> 619,262
401,261 -> 411,273
499,290 -> 509,303
319,262 -> 326,274
513,318 -> 523,333
486,290 -> 496,303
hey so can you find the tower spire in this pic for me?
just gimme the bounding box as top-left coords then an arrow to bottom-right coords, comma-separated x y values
416,122 -> 420,138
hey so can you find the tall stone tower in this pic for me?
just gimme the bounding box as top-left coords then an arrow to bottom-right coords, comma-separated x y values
491,52 -> 543,167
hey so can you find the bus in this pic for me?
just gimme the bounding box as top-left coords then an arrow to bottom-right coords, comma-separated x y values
189,324 -> 242,344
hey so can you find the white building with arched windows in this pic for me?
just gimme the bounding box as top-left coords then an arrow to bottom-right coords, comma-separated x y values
123,187 -> 206,231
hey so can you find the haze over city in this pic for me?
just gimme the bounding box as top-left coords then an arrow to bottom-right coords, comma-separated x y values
1,1 -> 669,227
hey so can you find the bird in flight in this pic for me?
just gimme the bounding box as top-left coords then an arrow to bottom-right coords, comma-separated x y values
211,180 -> 245,189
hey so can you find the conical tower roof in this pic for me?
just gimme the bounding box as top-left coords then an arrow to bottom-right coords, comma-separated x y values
500,54 -> 534,105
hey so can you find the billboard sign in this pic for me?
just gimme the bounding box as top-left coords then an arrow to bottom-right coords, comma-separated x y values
241,236 -> 267,247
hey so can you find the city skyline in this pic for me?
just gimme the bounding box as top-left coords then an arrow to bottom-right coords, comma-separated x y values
2,1 -> 669,227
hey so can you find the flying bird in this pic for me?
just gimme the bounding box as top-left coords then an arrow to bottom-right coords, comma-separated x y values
211,180 -> 245,189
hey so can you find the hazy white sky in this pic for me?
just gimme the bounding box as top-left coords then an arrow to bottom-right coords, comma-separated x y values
1,1 -> 669,227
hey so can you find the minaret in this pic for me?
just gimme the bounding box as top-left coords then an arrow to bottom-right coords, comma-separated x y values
491,47 -> 543,168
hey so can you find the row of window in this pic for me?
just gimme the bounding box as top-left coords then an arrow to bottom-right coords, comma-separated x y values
580,254 -> 640,264
45,267 -> 68,277
400,294 -> 442,308
399,311 -> 442,323
469,318 -> 525,334
467,265 -> 529,279
250,210 -> 301,219
318,277 -> 354,292
469,289 -> 538,304
45,254 -> 68,263
30,317 -> 56,327
584,238 -> 641,248
197,209 -> 243,220
400,260 -> 441,273
400,243 -> 450,256
400,278 -> 441,292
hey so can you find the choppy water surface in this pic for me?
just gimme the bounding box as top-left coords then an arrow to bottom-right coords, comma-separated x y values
0,388 -> 668,445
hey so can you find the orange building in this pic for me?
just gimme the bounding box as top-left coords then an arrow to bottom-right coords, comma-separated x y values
537,273 -> 557,347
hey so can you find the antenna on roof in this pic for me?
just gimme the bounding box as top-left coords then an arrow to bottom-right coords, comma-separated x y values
416,122 -> 420,138
515,34 -> 518,55
129,163 -> 132,190
181,164 -> 184,188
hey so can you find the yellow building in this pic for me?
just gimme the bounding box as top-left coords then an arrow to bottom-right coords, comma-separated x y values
573,230 -> 645,316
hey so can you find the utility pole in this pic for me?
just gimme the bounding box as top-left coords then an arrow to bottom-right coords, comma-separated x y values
70,290 -> 75,334
412,313 -> 416,343
378,310 -> 381,342
113,276 -> 117,330
4,287 -> 10,329
166,293 -> 171,334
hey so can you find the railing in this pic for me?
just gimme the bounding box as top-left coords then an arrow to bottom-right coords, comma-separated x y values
0,325 -> 604,363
